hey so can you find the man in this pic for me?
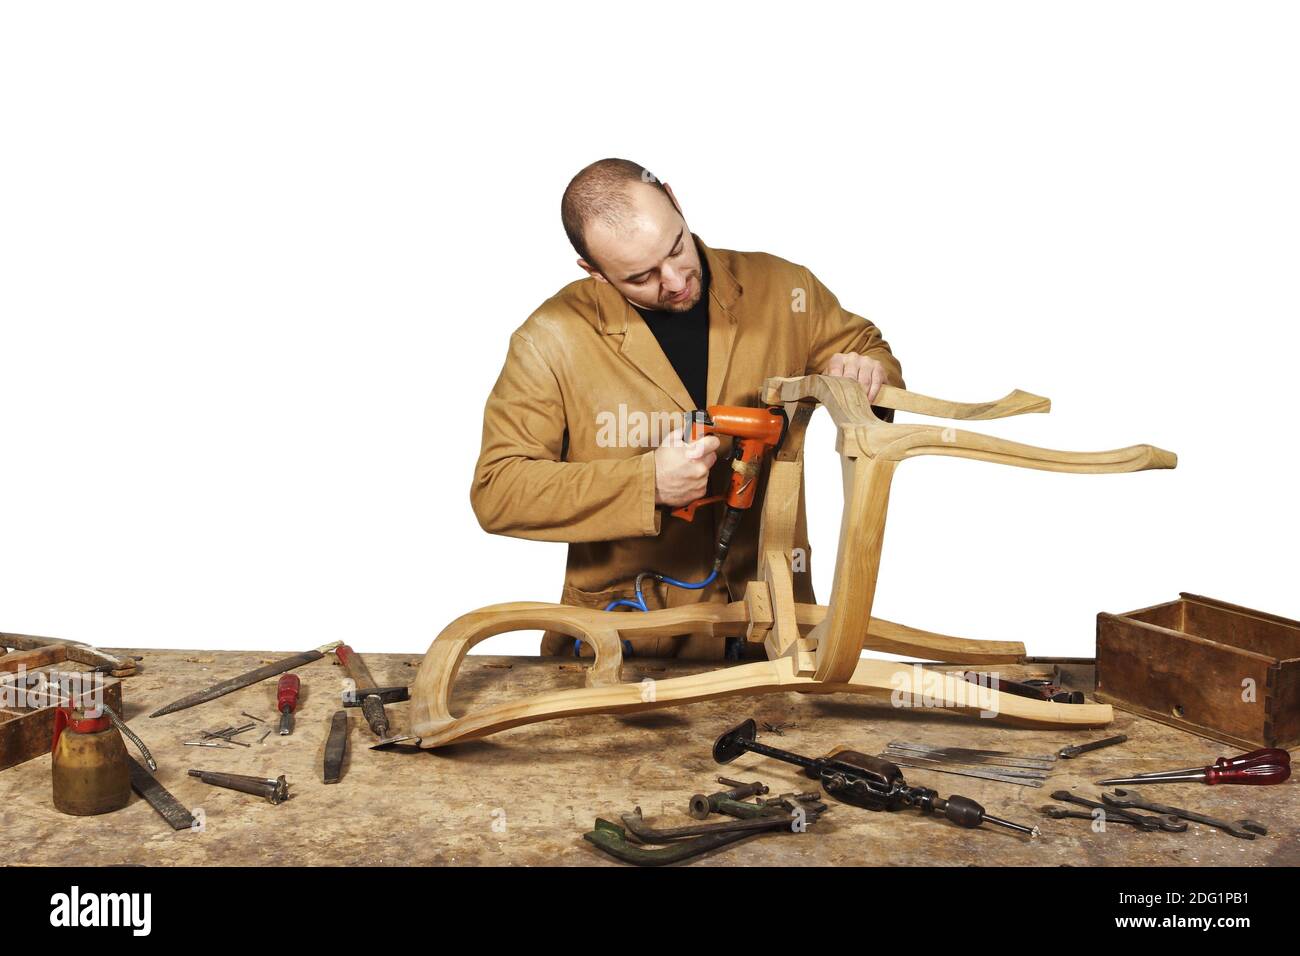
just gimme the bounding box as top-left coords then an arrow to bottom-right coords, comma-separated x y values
472,159 -> 904,658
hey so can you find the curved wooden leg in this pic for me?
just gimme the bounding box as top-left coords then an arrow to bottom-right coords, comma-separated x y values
409,652 -> 1111,749
408,602 -> 748,738
408,603 -> 627,736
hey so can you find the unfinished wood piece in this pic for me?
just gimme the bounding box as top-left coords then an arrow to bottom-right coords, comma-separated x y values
408,374 -> 1177,749
1,632 -> 138,677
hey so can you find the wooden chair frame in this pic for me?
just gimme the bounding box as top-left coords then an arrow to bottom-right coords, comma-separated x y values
406,375 -> 1176,748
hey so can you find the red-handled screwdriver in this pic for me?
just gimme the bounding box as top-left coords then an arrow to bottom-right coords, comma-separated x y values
277,673 -> 301,736
1098,748 -> 1291,786
1211,748 -> 1290,770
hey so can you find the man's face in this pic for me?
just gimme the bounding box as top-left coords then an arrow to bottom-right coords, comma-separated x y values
581,186 -> 705,313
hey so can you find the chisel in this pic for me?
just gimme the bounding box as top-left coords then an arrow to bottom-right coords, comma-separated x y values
277,674 -> 301,735
324,710 -> 349,784
149,641 -> 341,718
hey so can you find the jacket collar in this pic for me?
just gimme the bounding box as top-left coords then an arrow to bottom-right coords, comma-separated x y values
593,236 -> 743,411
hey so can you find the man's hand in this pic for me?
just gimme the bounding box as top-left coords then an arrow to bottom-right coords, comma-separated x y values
824,351 -> 887,402
654,429 -> 720,507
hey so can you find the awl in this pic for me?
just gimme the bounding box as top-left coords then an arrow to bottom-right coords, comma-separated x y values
1098,748 -> 1291,786
149,641 -> 341,718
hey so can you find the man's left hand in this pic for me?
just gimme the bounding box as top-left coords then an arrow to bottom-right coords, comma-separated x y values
823,352 -> 887,402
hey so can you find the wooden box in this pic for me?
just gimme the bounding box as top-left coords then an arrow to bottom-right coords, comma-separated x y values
1096,593 -> 1300,749
0,664 -> 123,772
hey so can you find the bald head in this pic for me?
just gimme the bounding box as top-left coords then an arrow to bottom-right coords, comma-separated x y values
561,158 -> 673,267
560,158 -> 704,313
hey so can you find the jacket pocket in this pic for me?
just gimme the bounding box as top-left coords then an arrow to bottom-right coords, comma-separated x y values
561,583 -> 636,611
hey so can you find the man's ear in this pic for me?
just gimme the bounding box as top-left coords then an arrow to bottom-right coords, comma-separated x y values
577,258 -> 608,283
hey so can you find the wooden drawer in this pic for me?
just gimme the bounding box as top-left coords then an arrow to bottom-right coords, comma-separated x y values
1096,593 -> 1300,749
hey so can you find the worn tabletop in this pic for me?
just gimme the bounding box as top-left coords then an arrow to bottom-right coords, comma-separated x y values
3,649 -> 1295,866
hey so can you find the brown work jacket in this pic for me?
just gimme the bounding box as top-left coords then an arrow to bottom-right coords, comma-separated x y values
471,236 -> 904,658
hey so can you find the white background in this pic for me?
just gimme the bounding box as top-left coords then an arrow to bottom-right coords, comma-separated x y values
2,2 -> 1296,659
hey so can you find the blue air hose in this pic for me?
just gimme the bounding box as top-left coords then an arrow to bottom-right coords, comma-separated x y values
571,569 -> 720,657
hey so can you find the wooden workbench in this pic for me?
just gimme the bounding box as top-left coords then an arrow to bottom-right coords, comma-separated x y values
2,649 -> 1295,866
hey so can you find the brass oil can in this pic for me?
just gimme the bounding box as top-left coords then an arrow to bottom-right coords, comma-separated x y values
50,705 -> 130,815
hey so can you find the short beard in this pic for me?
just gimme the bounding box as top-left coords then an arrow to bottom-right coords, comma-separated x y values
654,270 -> 703,313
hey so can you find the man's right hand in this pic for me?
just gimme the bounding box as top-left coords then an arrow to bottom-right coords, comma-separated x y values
654,429 -> 720,507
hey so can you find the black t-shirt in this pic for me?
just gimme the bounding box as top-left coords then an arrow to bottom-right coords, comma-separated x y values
632,255 -> 711,410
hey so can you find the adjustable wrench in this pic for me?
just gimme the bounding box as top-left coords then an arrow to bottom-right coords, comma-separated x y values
1101,788 -> 1267,840
1049,790 -> 1187,832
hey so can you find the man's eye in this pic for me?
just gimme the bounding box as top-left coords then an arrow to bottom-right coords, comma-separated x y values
671,245 -> 684,257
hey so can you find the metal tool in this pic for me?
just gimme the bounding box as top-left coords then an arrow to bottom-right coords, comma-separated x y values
1101,788 -> 1267,840
880,755 -> 1047,788
1048,790 -> 1187,832
1097,748 -> 1291,786
200,735 -> 248,747
688,779 -> 769,819
127,757 -> 196,830
715,718 -> 1039,837
621,803 -> 815,843
885,741 -> 1056,769
188,769 -> 290,805
150,641 -> 341,717
277,674 -> 300,735
103,703 -> 157,771
584,777 -> 823,866
199,723 -> 253,747
210,722 -> 256,738
584,816 -> 790,866
323,710 -> 349,784
340,683 -> 410,741
1038,805 -> 1149,829
1058,734 -> 1127,759
335,645 -> 401,739
882,750 -> 1052,778
960,671 -> 1084,704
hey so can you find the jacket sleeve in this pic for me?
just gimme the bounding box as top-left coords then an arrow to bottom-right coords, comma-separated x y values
470,331 -> 662,543
803,267 -> 905,389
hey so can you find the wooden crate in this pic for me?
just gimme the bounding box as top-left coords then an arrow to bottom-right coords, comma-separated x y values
1096,593 -> 1300,749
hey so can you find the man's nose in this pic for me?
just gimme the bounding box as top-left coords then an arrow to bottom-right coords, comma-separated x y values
660,265 -> 686,293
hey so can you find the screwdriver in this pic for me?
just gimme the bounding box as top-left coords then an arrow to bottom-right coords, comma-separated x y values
1097,748 -> 1291,786
277,673 -> 301,736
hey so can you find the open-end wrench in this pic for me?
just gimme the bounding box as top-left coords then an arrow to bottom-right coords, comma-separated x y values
1039,805 -> 1149,829
1050,790 -> 1187,832
1101,788 -> 1267,840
